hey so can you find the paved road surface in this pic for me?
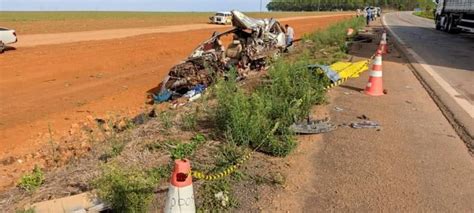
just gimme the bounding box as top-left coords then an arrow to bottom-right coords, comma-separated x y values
265,19 -> 474,211
383,12 -> 474,121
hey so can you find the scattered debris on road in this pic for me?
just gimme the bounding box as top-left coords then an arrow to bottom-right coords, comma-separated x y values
334,106 -> 344,112
357,114 -> 370,120
350,120 -> 380,129
290,118 -> 337,134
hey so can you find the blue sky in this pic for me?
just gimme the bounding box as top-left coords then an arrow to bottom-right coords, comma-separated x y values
0,0 -> 272,11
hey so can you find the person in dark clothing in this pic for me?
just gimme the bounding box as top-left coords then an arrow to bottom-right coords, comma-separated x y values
366,8 -> 372,25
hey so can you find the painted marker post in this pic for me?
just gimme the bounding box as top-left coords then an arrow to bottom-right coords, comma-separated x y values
164,159 -> 196,213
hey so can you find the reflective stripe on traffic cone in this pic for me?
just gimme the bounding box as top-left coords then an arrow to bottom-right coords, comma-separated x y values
365,50 -> 384,96
164,159 -> 196,213
379,31 -> 388,54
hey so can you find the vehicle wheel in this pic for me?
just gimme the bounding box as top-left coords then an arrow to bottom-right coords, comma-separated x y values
435,17 -> 442,30
442,16 -> 449,32
447,15 -> 460,34
0,41 -> 4,54
446,17 -> 454,33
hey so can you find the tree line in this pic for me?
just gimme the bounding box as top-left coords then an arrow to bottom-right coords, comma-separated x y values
266,0 -> 432,11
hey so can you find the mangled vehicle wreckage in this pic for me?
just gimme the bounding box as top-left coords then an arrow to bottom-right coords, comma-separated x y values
152,11 -> 288,102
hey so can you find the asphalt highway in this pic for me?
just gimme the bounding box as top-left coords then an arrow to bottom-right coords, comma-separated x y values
384,11 -> 474,140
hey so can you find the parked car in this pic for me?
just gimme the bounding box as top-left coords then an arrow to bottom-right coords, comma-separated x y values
209,11 -> 233,25
0,27 -> 17,53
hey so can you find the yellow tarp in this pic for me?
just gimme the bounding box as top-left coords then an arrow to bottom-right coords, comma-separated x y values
330,60 -> 369,79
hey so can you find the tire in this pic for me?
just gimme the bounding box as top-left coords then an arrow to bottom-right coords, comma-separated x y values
442,16 -> 449,32
447,15 -> 461,34
435,16 -> 442,30
0,41 -> 4,54
446,17 -> 453,33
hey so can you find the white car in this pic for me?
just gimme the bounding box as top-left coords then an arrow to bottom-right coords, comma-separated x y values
0,27 -> 17,53
209,11 -> 233,25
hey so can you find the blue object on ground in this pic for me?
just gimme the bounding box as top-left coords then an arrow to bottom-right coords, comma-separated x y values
307,64 -> 340,82
185,84 -> 207,98
153,89 -> 172,103
191,84 -> 206,94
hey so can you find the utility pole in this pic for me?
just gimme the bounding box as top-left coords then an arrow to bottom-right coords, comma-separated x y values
260,0 -> 263,12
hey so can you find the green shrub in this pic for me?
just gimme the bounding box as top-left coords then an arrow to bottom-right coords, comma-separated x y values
214,75 -> 276,153
147,166 -> 171,182
197,179 -> 238,211
18,165 -> 44,192
100,135 -> 127,162
304,17 -> 365,61
159,111 -> 173,130
214,143 -> 245,172
16,208 -> 35,213
94,165 -> 159,212
413,11 -> 434,19
169,134 -> 206,160
213,58 -> 327,156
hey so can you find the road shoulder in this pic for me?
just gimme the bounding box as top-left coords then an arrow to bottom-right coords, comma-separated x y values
382,12 -> 474,152
260,19 -> 474,211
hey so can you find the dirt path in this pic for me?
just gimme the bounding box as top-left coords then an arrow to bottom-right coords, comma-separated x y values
261,20 -> 474,211
0,15 -> 352,190
12,14 -> 352,47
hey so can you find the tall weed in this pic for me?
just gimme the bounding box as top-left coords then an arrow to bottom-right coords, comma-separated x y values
212,17 -> 364,157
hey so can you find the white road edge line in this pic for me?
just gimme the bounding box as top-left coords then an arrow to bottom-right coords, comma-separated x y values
382,13 -> 474,118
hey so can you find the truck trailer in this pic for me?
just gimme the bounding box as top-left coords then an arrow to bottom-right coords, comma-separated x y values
435,0 -> 474,33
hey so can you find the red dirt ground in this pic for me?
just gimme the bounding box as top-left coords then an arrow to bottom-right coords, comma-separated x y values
0,15 -> 352,190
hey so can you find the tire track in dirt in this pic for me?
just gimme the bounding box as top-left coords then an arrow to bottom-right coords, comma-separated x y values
12,14 -> 352,47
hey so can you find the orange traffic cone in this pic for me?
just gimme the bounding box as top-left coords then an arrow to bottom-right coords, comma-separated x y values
379,31 -> 388,54
164,159 -> 195,213
365,50 -> 384,96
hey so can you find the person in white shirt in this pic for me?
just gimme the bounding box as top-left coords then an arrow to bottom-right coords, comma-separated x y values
285,24 -> 295,46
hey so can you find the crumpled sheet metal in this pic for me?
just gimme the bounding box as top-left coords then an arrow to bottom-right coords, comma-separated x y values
350,120 -> 380,129
290,118 -> 337,134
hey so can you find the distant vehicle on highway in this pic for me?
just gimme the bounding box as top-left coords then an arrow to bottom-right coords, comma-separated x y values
375,7 -> 382,17
0,27 -> 17,53
435,0 -> 474,33
209,11 -> 233,25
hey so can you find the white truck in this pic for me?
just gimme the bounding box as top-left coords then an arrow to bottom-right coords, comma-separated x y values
209,11 -> 233,25
435,0 -> 474,33
0,27 -> 17,53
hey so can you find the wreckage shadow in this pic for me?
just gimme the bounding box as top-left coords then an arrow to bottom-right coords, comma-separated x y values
339,85 -> 364,92
1,46 -> 17,53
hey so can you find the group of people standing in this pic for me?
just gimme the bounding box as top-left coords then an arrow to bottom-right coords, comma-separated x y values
357,6 -> 381,25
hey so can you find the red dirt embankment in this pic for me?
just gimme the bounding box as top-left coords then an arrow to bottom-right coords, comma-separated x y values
0,14 -> 351,190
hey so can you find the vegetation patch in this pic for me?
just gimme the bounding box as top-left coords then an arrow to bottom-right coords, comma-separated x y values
413,11 -> 434,19
197,179 -> 239,211
93,165 -> 164,212
18,165 -> 45,192
6,17 -> 366,212
213,17 -> 365,158
413,0 -> 436,20
169,134 -> 206,160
